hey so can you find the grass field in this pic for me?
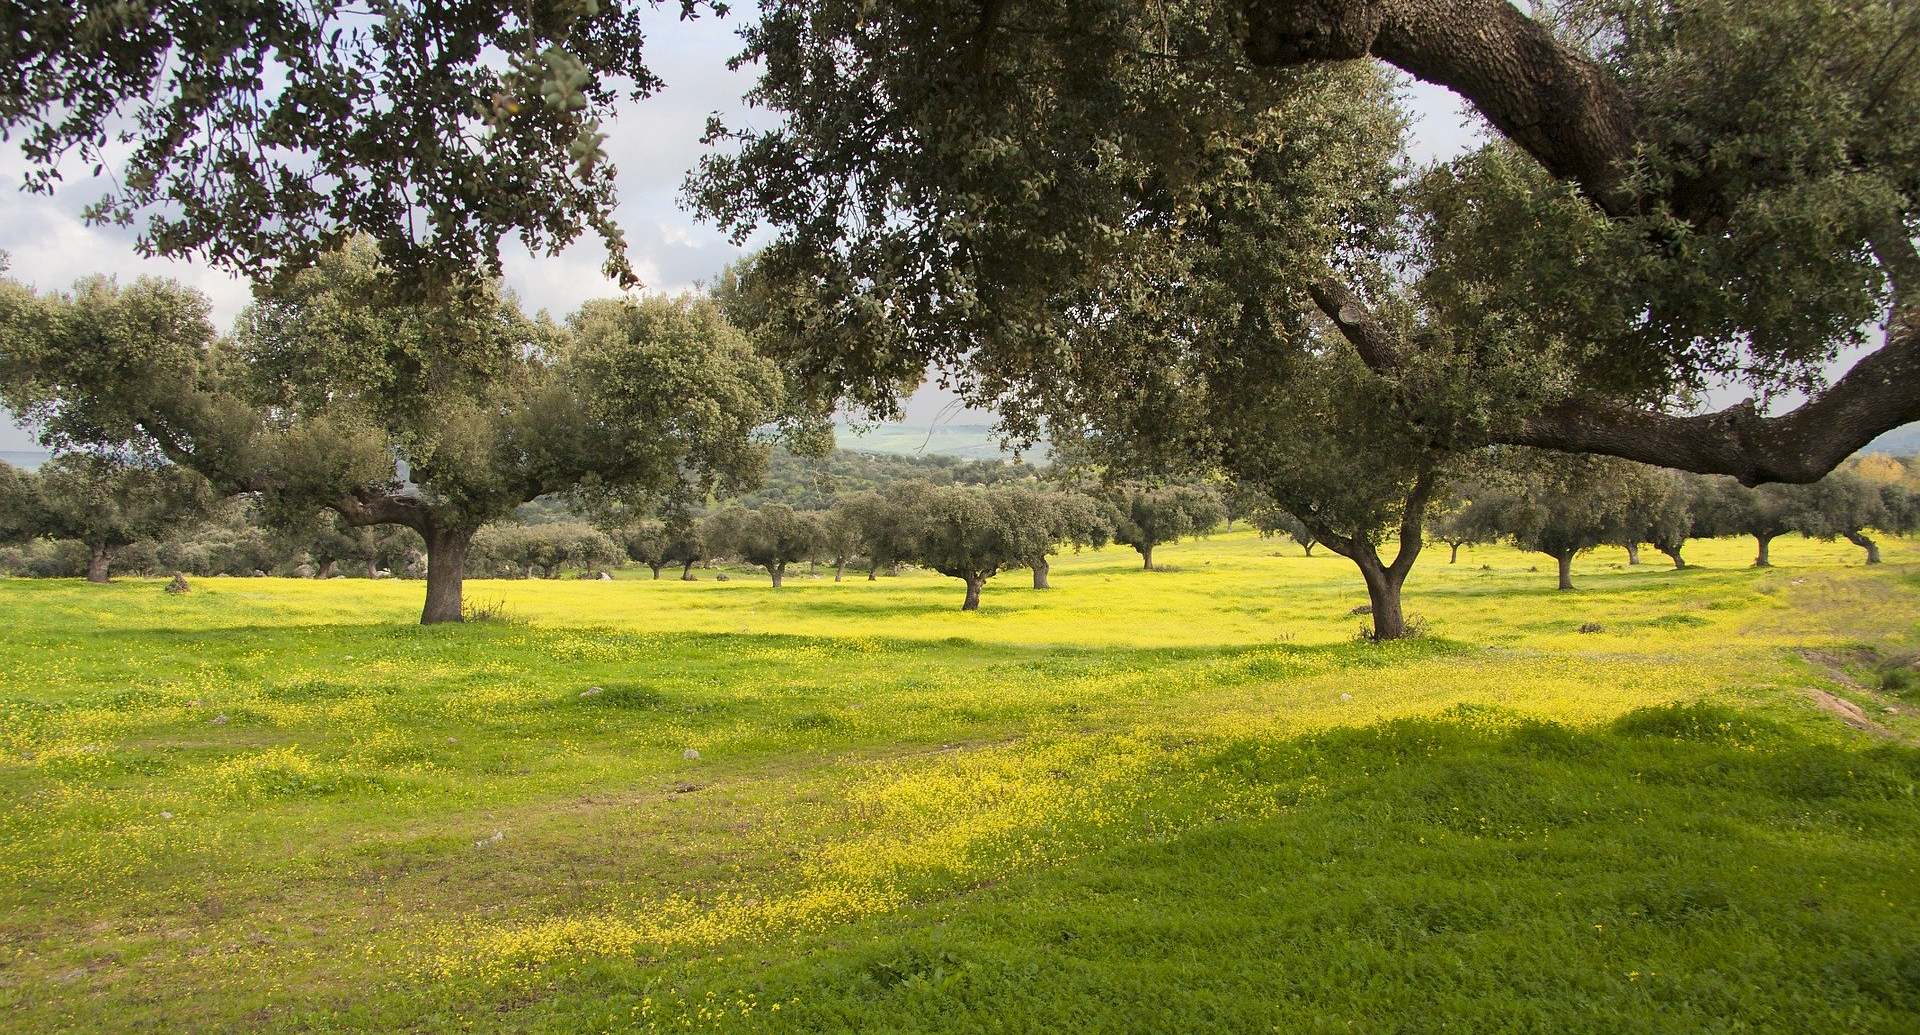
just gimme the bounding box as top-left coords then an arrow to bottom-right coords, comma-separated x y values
2,531 -> 1918,1033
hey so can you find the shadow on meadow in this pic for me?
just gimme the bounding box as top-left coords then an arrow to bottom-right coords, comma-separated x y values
511,703 -> 1920,1035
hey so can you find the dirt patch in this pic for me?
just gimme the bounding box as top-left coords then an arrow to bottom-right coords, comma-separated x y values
1799,688 -> 1910,744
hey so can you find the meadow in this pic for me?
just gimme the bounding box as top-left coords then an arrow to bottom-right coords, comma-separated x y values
2,531 -> 1918,1033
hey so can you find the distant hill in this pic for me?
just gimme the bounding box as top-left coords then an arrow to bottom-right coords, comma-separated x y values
0,449 -> 49,471
1863,422 -> 1920,458
834,422 -> 1037,460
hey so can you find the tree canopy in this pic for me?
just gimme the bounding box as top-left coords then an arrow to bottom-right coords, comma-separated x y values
0,242 -> 787,621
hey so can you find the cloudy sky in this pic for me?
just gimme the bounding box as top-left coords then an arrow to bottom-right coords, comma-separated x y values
0,11 -> 1488,452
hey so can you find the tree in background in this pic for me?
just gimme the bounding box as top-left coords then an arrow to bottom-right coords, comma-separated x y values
1250,504 -> 1319,558
625,517 -> 702,581
705,505 -> 823,588
1780,473 -> 1895,566
1107,487 -> 1226,571
817,504 -> 868,582
1425,481 -> 1499,564
0,247 -> 785,623
1490,453 -> 1666,591
473,522 -> 619,578
897,486 -> 1030,611
15,454 -> 210,582
1018,490 -> 1112,589
1693,479 -> 1799,569
838,486 -> 931,582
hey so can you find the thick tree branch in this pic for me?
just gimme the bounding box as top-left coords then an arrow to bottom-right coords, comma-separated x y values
1386,465 -> 1434,578
1513,319 -> 1920,485
1240,0 -> 1639,215
1310,276 -> 1920,485
331,489 -> 431,533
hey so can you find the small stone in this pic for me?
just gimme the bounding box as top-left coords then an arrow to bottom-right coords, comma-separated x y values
210,714 -> 230,725
581,686 -> 604,697
164,573 -> 191,594
475,830 -> 503,848
682,748 -> 700,760
1578,622 -> 1604,634
159,811 -> 174,820
1340,693 -> 1353,702
447,737 -> 459,744
715,573 -> 731,582
1349,604 -> 1372,616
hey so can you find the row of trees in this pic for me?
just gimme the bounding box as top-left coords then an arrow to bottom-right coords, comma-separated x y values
1424,456 -> 1920,590
633,483 -> 1225,609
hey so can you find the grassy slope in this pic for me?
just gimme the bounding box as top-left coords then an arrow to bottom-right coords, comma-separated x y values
1,533 -> 1917,1033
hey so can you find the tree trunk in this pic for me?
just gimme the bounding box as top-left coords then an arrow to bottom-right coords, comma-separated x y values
681,560 -> 696,580
1303,542 -> 1314,557
834,556 -> 846,582
649,563 -> 663,580
367,558 -> 380,579
1355,555 -> 1410,641
317,559 -> 336,579
1448,542 -> 1461,564
1844,530 -> 1882,564
770,562 -> 785,588
1141,545 -> 1154,570
1623,542 -> 1641,565
962,575 -> 983,611
1557,552 -> 1575,591
1753,535 -> 1774,568
1032,557 -> 1051,589
420,525 -> 474,625
1656,544 -> 1686,569
85,543 -> 110,584
868,559 -> 879,581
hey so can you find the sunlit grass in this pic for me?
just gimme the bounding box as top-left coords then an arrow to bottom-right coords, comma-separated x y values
0,531 -> 1915,1032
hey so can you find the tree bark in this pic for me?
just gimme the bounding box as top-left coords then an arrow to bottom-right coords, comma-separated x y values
1843,530 -> 1882,565
1623,542 -> 1641,565
1141,545 -> 1154,570
834,556 -> 847,582
1354,552 -> 1409,640
1447,542 -> 1461,564
962,575 -> 984,611
1302,542 -> 1315,557
682,560 -> 697,580
420,525 -> 474,625
85,543 -> 110,584
317,559 -> 336,579
868,560 -> 879,581
649,563 -> 663,579
1656,544 -> 1686,569
1753,535 -> 1774,568
770,562 -> 785,588
1556,552 -> 1575,591
1032,556 -> 1051,589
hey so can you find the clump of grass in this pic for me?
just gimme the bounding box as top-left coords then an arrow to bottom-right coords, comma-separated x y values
460,596 -> 519,623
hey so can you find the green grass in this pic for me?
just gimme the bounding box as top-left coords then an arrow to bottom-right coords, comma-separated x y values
1,532 -> 1917,1033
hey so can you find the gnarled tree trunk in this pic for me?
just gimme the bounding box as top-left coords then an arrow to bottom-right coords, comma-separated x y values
85,543 -> 110,584
1655,543 -> 1686,569
1032,557 -> 1051,589
962,575 -> 984,611
649,563 -> 664,580
1556,551 -> 1575,591
1753,535 -> 1775,568
1354,551 -> 1410,641
420,525 -> 474,625
1843,529 -> 1882,564
770,562 -> 785,588
1623,542 -> 1641,565
1447,542 -> 1461,564
681,560 -> 697,580
834,556 -> 847,582
1140,545 -> 1154,570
